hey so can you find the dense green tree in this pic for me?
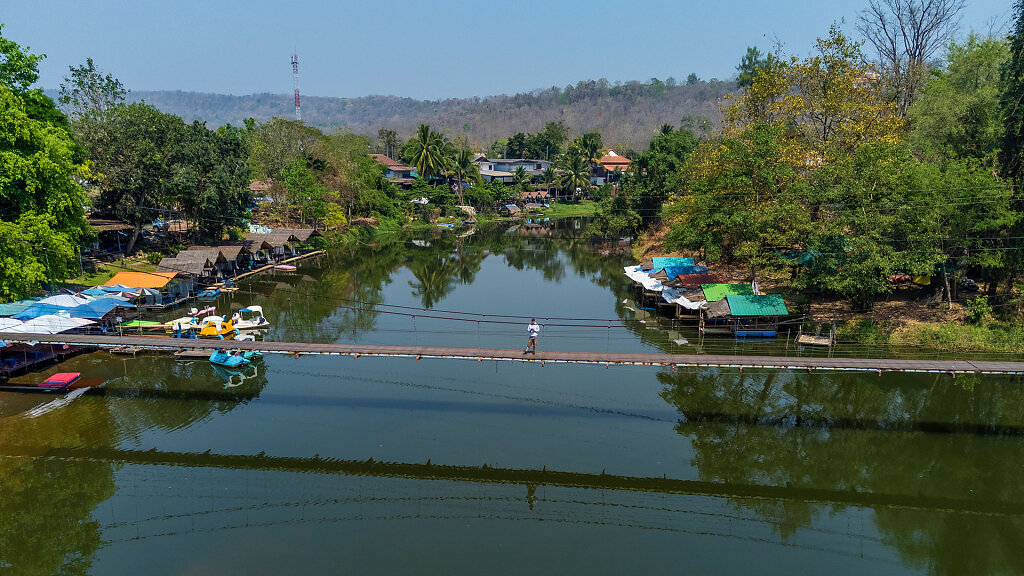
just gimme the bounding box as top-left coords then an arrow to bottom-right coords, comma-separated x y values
0,25 -> 66,126
91,102 -> 185,253
736,46 -> 771,88
506,132 -> 528,158
281,159 -> 329,227
910,35 -> 1007,161
1001,0 -> 1024,188
170,122 -> 253,242
0,31 -> 88,297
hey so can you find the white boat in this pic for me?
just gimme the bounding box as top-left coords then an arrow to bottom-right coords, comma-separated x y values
164,316 -> 200,331
231,305 -> 270,330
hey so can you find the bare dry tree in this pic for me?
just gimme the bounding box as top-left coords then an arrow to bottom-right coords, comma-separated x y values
856,0 -> 966,116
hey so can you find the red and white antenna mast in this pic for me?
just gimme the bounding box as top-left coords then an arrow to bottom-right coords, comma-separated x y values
291,51 -> 301,122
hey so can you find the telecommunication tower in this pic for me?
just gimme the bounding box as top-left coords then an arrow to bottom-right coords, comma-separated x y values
291,51 -> 301,121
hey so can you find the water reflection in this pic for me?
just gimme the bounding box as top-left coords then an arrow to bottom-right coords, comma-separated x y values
0,352 -> 269,575
659,368 -> 1024,574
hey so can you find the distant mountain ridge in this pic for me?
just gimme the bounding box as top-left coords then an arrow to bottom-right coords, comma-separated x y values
60,79 -> 736,150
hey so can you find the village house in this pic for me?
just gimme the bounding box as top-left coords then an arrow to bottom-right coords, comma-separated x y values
474,156 -> 552,184
369,154 -> 417,187
591,150 -> 631,185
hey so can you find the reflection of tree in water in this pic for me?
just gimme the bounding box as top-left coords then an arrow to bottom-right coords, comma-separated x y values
0,392 -> 119,575
0,353 -> 271,574
659,368 -> 1024,574
231,219 -> 634,335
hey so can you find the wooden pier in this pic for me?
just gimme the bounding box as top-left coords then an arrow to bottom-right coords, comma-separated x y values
2,332 -> 1024,375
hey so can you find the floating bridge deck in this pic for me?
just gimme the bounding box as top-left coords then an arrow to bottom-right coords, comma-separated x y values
3,332 -> 1024,375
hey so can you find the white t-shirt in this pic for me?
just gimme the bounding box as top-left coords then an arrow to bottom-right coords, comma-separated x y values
528,323 -> 540,337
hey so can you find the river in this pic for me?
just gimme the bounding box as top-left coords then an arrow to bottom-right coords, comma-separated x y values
1,219 -> 1022,575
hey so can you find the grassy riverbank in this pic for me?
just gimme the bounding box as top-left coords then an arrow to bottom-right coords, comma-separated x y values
835,319 -> 1024,354
65,259 -> 160,287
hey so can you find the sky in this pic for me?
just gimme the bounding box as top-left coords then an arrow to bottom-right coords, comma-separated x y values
1,0 -> 1013,101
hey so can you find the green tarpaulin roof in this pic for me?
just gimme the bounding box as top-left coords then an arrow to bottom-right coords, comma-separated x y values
121,320 -> 163,327
725,294 -> 788,316
700,283 -> 754,302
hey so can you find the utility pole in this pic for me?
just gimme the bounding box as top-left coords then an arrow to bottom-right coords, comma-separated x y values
292,51 -> 301,122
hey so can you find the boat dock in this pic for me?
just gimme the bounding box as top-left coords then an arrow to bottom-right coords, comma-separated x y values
3,333 -> 1024,375
213,250 -> 325,289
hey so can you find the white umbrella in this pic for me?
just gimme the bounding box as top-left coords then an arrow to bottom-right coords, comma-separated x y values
7,315 -> 94,334
37,294 -> 90,307
135,288 -> 161,296
0,318 -> 24,330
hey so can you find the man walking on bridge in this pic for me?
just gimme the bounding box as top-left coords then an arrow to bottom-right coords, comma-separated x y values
524,319 -> 540,354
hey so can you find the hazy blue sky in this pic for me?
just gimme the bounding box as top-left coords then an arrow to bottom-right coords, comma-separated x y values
2,0 -> 1012,100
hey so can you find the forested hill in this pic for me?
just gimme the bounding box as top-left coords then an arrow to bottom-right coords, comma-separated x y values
107,78 -> 733,150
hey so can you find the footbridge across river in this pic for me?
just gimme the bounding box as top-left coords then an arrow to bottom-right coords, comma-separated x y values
3,332 -> 1024,375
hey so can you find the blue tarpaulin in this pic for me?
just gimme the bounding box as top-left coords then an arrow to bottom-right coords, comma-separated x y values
13,303 -> 76,320
662,265 -> 709,277
651,257 -> 694,270
0,299 -> 41,317
68,299 -> 136,319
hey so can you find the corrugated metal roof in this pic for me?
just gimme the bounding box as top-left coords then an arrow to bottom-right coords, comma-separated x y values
700,283 -> 754,302
725,294 -> 788,316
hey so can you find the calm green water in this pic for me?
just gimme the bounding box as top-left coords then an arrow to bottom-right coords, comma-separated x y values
2,220 -> 1023,575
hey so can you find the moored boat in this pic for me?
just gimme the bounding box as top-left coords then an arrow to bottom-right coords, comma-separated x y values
273,264 -> 296,271
208,350 -> 250,368
198,316 -> 237,337
231,305 -> 270,330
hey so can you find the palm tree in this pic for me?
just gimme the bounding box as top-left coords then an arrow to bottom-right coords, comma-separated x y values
450,149 -> 480,204
512,166 -> 532,190
557,154 -> 591,200
407,124 -> 450,183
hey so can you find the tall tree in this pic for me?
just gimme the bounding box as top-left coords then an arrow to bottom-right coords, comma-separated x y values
92,103 -> 185,253
1002,0 -> 1024,188
58,58 -> 127,121
377,127 -> 399,159
449,149 -> 480,205
910,35 -> 1008,161
0,29 -> 88,297
736,46 -> 771,88
557,154 -> 592,199
0,24 -> 66,125
857,0 -> 966,116
171,122 -> 253,242
405,124 -> 450,183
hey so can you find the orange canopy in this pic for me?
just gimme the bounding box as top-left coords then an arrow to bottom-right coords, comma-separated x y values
104,271 -> 178,289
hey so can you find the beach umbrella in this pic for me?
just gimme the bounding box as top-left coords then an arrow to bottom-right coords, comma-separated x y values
135,287 -> 161,296
87,293 -> 131,302
80,287 -> 109,296
37,294 -> 90,307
